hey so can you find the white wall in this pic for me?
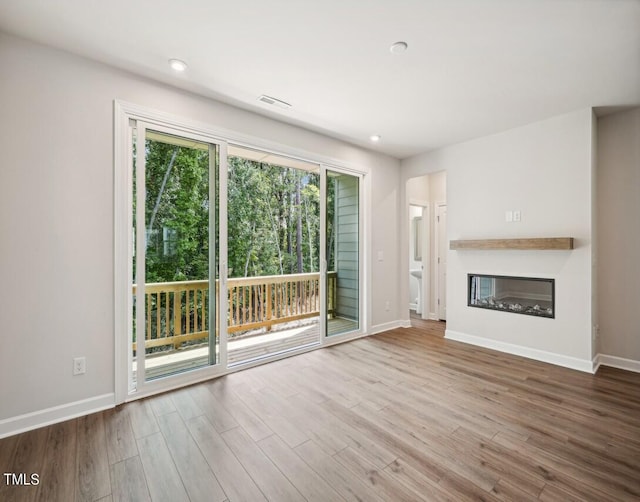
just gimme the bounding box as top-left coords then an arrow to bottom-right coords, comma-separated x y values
596,108 -> 640,363
0,33 -> 401,428
400,109 -> 595,369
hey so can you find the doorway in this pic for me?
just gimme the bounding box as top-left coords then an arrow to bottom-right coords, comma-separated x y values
405,171 -> 446,322
117,104 -> 365,400
409,202 -> 428,318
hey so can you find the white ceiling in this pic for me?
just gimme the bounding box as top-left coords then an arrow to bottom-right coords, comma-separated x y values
1,0 -> 639,159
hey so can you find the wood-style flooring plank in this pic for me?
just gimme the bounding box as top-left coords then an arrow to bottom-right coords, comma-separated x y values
136,432 -> 189,502
169,388 -> 204,422
237,386 -> 309,448
186,415 -> 267,502
125,400 -> 159,440
0,432 -> 20,475
257,434 -> 345,502
156,412 -> 226,502
35,420 -> 76,502
109,456 -> 150,502
75,413 -> 111,502
221,426 -> 304,501
383,458 -> 453,502
294,439 -> 386,502
188,384 -> 238,433
333,446 -> 423,502
0,426 -> 49,502
104,408 -> 137,465
147,393 -> 177,418
206,379 -> 273,441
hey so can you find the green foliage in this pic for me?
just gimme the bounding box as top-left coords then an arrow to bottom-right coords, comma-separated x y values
143,140 -> 210,283
227,157 -> 320,278
139,137 -> 324,283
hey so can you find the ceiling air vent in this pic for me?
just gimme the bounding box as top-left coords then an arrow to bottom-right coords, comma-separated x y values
258,94 -> 292,109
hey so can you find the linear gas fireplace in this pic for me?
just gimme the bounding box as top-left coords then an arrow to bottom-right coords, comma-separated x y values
468,274 -> 555,318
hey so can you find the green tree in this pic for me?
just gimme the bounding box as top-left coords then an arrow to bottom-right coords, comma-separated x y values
139,140 -> 322,284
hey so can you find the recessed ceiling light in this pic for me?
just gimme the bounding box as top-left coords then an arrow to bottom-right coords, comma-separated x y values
370,134 -> 381,143
169,59 -> 188,72
390,41 -> 408,54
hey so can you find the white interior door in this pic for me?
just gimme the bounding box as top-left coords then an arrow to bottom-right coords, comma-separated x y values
437,204 -> 447,320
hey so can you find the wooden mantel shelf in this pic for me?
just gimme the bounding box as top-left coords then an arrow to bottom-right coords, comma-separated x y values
450,237 -> 574,250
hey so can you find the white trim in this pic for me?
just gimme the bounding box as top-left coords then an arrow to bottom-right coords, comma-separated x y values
135,121 -> 148,388
420,205 -> 430,320
113,102 -> 129,404
363,168 -> 371,336
370,320 -> 408,335
445,329 -> 594,373
428,312 -> 439,321
319,166 -> 328,344
435,202 -> 447,320
126,365 -> 227,402
594,354 -> 640,374
0,394 -> 114,440
218,142 -> 229,370
114,100 -> 367,174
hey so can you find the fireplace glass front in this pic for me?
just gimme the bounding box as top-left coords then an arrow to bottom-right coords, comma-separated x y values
468,274 -> 554,318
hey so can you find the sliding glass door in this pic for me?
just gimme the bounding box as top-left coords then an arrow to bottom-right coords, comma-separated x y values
325,169 -> 361,337
119,104 -> 364,399
225,145 -> 322,365
131,123 -> 222,388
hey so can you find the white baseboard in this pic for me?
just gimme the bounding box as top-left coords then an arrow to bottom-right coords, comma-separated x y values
594,354 -> 640,374
428,312 -> 439,321
370,320 -> 408,335
409,303 -> 417,311
445,330 -> 594,373
0,393 -> 115,439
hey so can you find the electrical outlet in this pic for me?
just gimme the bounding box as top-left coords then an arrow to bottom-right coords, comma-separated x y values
73,357 -> 86,375
513,210 -> 521,222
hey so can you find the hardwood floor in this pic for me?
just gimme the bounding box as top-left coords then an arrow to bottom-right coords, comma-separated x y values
2,323 -> 639,501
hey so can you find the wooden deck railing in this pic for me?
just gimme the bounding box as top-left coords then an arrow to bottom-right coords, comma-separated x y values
132,272 -> 336,352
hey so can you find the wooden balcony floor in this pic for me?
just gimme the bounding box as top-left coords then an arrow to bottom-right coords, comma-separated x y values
137,317 -> 358,380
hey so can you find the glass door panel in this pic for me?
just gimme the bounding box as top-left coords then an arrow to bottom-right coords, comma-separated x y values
326,170 -> 360,337
225,145 -> 321,365
132,126 -> 219,384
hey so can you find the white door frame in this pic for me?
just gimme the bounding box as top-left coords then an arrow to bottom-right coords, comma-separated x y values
320,165 -> 365,345
115,101 -> 368,404
435,202 -> 447,320
115,106 -> 229,403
